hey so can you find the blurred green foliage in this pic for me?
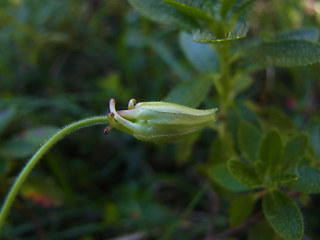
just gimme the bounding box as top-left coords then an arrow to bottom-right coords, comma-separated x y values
1,0 -> 320,239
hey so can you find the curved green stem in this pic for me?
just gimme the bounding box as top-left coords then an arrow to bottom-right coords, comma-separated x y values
0,116 -> 109,232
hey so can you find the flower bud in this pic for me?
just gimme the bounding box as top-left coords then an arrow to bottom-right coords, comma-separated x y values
105,98 -> 217,142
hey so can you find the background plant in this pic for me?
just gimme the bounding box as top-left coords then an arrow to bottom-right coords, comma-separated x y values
1,0 -> 320,239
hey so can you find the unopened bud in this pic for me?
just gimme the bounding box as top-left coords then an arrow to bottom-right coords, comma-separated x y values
105,98 -> 217,142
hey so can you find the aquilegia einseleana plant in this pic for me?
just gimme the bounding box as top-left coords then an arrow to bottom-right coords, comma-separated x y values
0,98 -> 217,231
106,98 -> 217,142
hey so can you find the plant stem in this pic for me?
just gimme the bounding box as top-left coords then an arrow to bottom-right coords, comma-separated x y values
219,43 -> 231,113
215,42 -> 231,137
0,116 -> 109,232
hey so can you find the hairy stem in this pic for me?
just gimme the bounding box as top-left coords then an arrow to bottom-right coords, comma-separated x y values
0,116 -> 109,232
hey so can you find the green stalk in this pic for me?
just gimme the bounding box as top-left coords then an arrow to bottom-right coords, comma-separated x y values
218,43 -> 231,114
0,116 -> 109,232
216,42 -> 231,137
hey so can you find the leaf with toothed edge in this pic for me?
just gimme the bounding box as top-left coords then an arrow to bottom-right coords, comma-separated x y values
247,39 -> 320,67
287,166 -> 320,193
263,190 -> 304,240
192,22 -> 249,43
128,0 -> 197,30
164,0 -> 214,21
228,158 -> 263,188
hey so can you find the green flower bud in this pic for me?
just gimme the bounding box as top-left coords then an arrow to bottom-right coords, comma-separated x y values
104,98 -> 217,142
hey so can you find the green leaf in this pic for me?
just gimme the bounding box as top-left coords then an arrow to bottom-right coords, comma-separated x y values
249,39 -> 320,67
264,134 -> 309,185
164,0 -> 214,21
271,173 -> 298,185
125,30 -> 192,81
282,134 -> 308,171
287,166 -> 320,193
220,0 -> 237,18
228,158 -> 262,188
208,135 -> 234,164
227,101 -> 260,143
149,38 -> 192,81
231,0 -> 256,18
0,107 -> 16,138
128,0 -> 196,30
179,31 -> 219,73
258,130 -> 283,178
208,163 -> 249,192
164,77 -> 212,108
258,107 -> 295,131
273,27 -> 319,42
228,193 -> 256,226
23,126 -> 59,147
231,74 -> 253,96
175,131 -> 201,164
0,138 -> 34,158
0,126 -> 59,159
237,120 -> 261,163
262,190 -> 304,240
192,22 -> 249,43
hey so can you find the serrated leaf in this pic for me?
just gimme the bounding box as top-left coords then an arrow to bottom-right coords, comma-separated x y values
273,27 -> 319,42
271,173 -> 298,184
263,190 -> 304,240
164,0 -> 214,21
179,31 -> 219,73
228,158 -> 262,188
287,166 -> 320,193
249,39 -> 320,67
208,163 -> 249,192
128,0 -> 197,30
192,22 -> 249,43
237,120 -> 261,163
164,77 -> 212,108
228,193 -> 256,226
258,130 -> 283,178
